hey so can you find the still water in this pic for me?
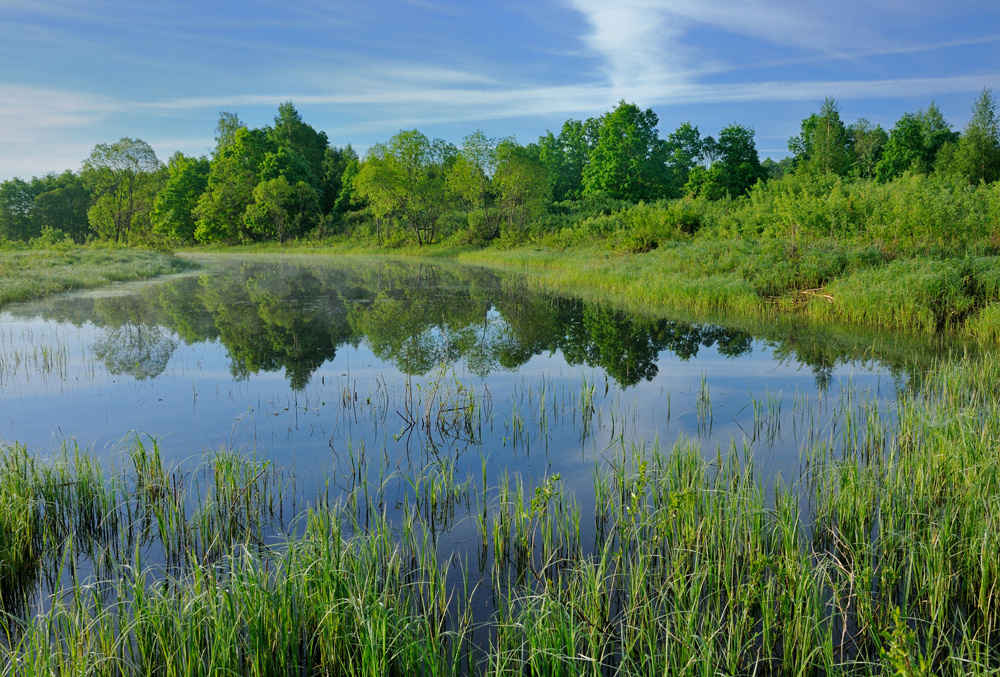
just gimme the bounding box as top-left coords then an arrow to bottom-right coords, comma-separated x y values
0,254 -> 941,504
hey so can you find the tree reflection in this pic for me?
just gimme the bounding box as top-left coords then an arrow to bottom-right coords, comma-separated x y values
90,296 -> 177,380
35,259 -> 774,389
14,258 -> 953,390
197,261 -> 350,390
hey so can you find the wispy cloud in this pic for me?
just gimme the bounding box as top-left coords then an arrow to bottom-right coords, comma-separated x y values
0,83 -> 114,137
2,0 -> 999,178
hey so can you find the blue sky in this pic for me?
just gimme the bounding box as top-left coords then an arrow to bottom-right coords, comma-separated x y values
2,0 -> 999,179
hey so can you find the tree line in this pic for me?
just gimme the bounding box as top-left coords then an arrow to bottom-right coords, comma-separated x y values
1,90 -> 998,246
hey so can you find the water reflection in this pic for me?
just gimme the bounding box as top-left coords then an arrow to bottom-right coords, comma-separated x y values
18,259 -> 762,390
90,297 -> 178,380
0,255 -> 956,478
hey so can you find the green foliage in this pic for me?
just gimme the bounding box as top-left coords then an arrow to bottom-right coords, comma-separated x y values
714,124 -> 768,197
243,176 -> 319,243
266,101 -> 328,191
80,137 -> 162,243
10,94 -> 1000,250
493,141 -> 551,241
707,170 -> 1000,248
352,129 -> 456,245
848,118 -> 888,179
789,97 -> 852,175
762,156 -> 794,180
447,130 -> 504,240
333,157 -> 360,215
684,164 -> 729,200
321,144 -> 358,213
446,133 -> 551,244
537,118 -> 598,202
194,124 -> 272,243
664,122 -> 704,189
30,172 -> 92,243
151,152 -> 210,242
0,178 -> 35,241
686,125 -> 766,198
582,101 -> 672,201
953,88 -> 1000,185
877,103 -> 959,182
0,171 -> 94,243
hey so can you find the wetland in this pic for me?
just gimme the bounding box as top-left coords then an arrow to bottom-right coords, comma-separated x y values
1,254 -> 997,675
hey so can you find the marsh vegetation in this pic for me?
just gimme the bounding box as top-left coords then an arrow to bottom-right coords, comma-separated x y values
0,242 -> 192,309
1,350 -> 999,674
0,257 -> 993,674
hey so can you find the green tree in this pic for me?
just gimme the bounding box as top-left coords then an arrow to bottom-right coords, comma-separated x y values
683,165 -> 727,200
664,122 -> 703,192
493,141 -> 551,239
917,101 -> 959,163
214,111 -> 243,150
266,102 -> 328,191
30,172 -> 92,243
788,97 -> 852,175
0,178 -> 37,240
333,157 -> 361,215
876,103 -> 958,182
243,176 -> 319,243
847,119 -> 888,179
537,118 -> 598,202
954,88 -> 1000,184
352,130 -> 454,245
715,124 -> 767,197
194,124 -> 272,243
583,101 -> 670,201
258,146 -> 313,187
762,157 -> 794,179
152,153 -> 210,242
875,114 -> 925,182
81,137 -> 162,242
321,145 -> 358,213
447,130 -> 505,240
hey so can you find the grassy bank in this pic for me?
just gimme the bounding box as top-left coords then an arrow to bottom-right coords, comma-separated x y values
190,170 -> 1000,338
3,350 -> 1000,674
184,235 -> 1000,341
456,240 -> 1000,337
0,245 -> 195,309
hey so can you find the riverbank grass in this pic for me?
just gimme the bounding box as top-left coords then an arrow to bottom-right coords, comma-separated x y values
4,350 -> 1000,673
0,247 -> 195,308
181,236 -> 1000,338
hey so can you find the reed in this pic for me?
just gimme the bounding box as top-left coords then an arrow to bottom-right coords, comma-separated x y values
3,352 -> 1000,674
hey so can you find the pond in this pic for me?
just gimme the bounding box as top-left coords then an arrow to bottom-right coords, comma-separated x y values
0,255 -> 932,492
0,255 -> 961,637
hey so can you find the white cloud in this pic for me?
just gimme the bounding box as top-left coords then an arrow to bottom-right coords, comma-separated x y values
0,83 -> 114,137
0,84 -> 116,177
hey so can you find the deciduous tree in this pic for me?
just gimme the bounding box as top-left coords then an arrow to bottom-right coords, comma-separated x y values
583,101 -> 670,201
352,130 -> 454,245
788,98 -> 851,175
194,124 -> 272,243
152,153 -> 210,242
243,176 -> 319,243
954,88 -> 1000,184
81,137 -> 161,243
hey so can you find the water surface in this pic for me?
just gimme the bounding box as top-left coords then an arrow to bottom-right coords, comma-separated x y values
2,255 -> 947,496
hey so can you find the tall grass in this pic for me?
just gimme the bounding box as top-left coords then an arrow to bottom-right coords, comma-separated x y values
0,247 -> 194,309
4,352 -> 1000,674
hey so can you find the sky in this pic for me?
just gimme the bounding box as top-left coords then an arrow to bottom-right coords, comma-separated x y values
1,0 -> 999,180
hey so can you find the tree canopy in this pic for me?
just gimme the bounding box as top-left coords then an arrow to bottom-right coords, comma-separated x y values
4,93 -> 1000,248
81,138 -> 162,243
582,101 -> 671,202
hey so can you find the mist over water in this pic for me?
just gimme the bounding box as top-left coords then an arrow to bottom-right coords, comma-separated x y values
0,255 -> 923,495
